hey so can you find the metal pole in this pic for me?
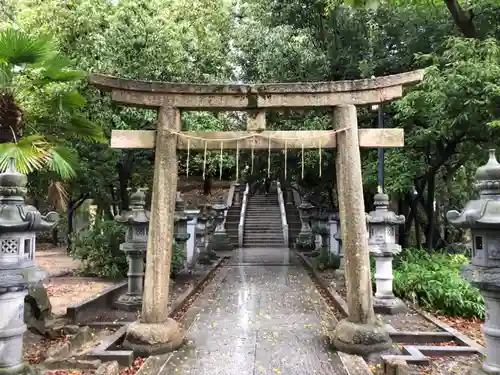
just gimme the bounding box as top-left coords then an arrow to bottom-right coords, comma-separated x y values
377,104 -> 384,193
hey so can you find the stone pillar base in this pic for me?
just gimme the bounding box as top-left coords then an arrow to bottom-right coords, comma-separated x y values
329,317 -> 392,356
211,232 -> 234,252
0,364 -> 42,375
122,318 -> 185,356
373,296 -> 406,315
114,294 -> 142,311
467,363 -> 500,375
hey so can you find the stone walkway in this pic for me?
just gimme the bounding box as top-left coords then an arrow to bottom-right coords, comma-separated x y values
139,248 -> 364,375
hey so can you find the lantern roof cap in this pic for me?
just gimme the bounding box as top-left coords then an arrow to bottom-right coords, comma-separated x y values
0,158 -> 59,232
366,192 -> 405,225
115,188 -> 150,224
448,149 -> 500,229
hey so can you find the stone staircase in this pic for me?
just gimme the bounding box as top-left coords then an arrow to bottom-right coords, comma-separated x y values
243,192 -> 285,247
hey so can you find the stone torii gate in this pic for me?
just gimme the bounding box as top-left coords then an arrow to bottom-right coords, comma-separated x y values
89,70 -> 423,356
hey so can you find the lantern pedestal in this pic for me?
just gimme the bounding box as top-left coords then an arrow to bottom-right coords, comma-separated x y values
372,253 -> 406,315
115,245 -> 145,311
233,183 -> 241,207
446,150 -> 500,374
114,189 -> 149,311
333,224 -> 345,280
174,194 -> 191,273
196,214 -> 213,266
462,266 -> 500,374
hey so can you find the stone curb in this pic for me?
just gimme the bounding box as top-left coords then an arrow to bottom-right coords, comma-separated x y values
297,251 -> 348,316
66,281 -> 128,323
384,358 -> 411,375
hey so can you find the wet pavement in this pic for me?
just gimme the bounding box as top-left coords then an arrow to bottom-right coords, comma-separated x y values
138,247 -> 369,374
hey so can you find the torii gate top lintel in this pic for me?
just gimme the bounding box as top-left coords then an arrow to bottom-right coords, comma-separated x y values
89,69 -> 424,110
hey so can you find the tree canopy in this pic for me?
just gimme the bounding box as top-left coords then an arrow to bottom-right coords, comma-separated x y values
0,0 -> 498,251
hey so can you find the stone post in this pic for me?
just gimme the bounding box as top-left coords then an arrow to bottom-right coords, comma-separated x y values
204,204 -> 218,260
115,188 -> 149,311
195,211 -> 209,266
333,215 -> 345,279
122,107 -> 184,356
210,198 -> 234,252
317,213 -> 330,262
330,105 -> 391,356
366,192 -> 406,315
0,158 -> 59,374
174,193 -> 191,272
233,182 -> 241,207
329,213 -> 339,255
296,200 -> 315,251
447,149 -> 500,375
286,189 -> 294,206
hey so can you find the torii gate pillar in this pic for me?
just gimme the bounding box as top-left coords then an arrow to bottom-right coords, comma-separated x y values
333,104 -> 391,354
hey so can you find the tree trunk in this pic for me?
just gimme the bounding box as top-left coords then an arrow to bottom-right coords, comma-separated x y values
426,174 -> 436,253
444,0 -> 477,38
117,151 -> 134,211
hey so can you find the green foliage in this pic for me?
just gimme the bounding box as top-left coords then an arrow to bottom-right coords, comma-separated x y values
170,240 -> 186,277
70,218 -> 187,279
296,238 -> 316,251
70,219 -> 128,279
314,252 -> 340,270
392,248 -> 484,319
0,27 -> 104,180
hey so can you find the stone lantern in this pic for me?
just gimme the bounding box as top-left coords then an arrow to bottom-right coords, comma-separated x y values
233,182 -> 241,207
296,199 -> 315,251
316,213 -> 330,260
286,188 -> 294,207
366,192 -> 406,314
174,193 -> 191,271
310,210 -> 321,252
0,158 -> 59,374
196,210 -> 212,265
211,198 -> 234,252
333,218 -> 345,279
115,188 -> 149,311
204,204 -> 218,260
447,149 -> 500,374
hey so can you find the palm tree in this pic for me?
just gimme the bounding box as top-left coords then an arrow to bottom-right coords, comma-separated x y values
0,27 -> 104,181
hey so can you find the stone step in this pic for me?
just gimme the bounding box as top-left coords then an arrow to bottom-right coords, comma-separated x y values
245,221 -> 282,223
243,241 -> 285,247
246,207 -> 281,209
244,236 -> 284,240
244,228 -> 283,232
244,224 -> 283,227
242,243 -> 286,247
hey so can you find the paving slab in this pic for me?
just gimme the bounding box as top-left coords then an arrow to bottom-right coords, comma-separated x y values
144,247 -> 353,375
